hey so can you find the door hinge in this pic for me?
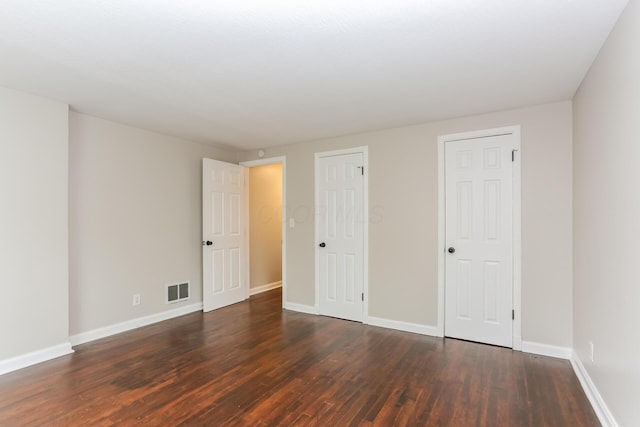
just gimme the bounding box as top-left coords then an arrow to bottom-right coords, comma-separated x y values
512,309 -> 515,320
512,149 -> 518,162
362,293 -> 364,302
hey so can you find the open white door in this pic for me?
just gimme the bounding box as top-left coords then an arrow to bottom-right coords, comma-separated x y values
202,158 -> 247,312
444,133 -> 515,347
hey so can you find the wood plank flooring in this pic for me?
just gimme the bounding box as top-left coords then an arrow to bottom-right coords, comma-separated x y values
0,289 -> 598,426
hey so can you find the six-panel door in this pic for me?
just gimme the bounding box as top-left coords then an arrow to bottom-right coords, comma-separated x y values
317,153 -> 364,322
202,158 -> 246,312
444,134 -> 514,347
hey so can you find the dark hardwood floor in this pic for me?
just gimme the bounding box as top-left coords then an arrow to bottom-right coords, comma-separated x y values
0,289 -> 598,426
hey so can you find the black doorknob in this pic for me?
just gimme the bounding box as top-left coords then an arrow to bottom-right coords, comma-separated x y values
319,242 -> 326,248
203,240 -> 213,246
448,247 -> 455,254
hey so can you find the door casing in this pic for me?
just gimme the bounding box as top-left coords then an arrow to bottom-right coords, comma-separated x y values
437,126 -> 522,351
314,146 -> 369,322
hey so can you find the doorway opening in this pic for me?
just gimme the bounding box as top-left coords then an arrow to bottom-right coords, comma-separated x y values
241,157 -> 286,307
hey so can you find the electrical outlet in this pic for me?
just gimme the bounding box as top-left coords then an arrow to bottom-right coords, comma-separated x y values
133,294 -> 141,306
589,341 -> 594,362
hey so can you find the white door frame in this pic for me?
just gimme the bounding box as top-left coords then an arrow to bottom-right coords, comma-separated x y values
240,156 -> 287,308
314,146 -> 369,323
437,126 -> 522,350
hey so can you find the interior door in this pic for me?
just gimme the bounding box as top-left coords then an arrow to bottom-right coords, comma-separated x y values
202,158 -> 247,312
444,134 -> 514,347
317,152 -> 364,322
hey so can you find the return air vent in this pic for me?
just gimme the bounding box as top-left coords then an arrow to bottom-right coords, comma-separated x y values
167,281 -> 190,304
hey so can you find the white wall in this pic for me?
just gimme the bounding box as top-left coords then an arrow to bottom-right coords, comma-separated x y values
240,101 -> 573,348
0,86 -> 70,361
69,113 -> 237,335
573,0 -> 640,424
249,164 -> 283,289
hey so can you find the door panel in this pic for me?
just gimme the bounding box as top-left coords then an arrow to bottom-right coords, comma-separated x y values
445,134 -> 514,347
203,158 -> 247,312
317,153 -> 364,322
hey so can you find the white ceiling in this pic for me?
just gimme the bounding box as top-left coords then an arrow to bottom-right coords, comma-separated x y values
0,1 -> 628,150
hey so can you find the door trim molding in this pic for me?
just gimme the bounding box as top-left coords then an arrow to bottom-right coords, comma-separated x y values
240,156 -> 287,308
314,146 -> 369,323
437,126 -> 522,350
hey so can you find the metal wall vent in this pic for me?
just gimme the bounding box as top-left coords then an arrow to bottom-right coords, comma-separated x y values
167,281 -> 190,304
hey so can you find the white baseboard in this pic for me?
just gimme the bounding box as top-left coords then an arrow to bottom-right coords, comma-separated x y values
571,351 -> 618,427
0,342 -> 74,376
521,341 -> 572,359
69,302 -> 203,346
250,281 -> 282,296
367,316 -> 440,337
284,302 -> 319,315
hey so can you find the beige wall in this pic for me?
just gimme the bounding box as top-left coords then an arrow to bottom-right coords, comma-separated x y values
0,87 -> 70,360
0,78 -> 578,376
249,164 -> 283,289
69,113 -> 237,335
573,0 -> 640,424
239,101 -> 573,347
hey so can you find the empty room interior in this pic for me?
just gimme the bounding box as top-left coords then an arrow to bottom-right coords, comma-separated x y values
0,0 -> 638,426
